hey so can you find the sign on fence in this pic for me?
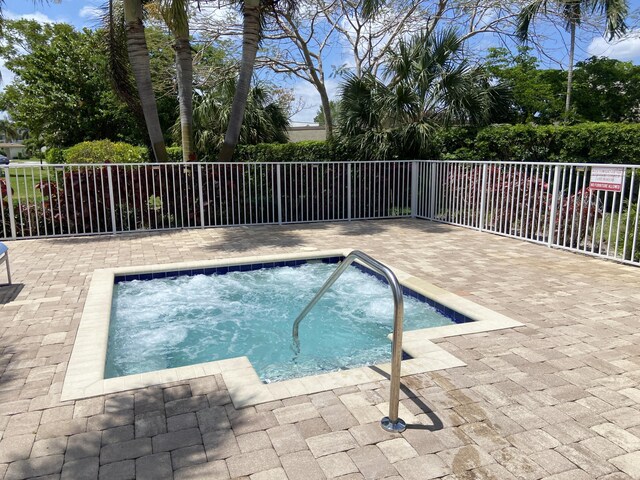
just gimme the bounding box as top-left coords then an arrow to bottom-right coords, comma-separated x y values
590,166 -> 624,192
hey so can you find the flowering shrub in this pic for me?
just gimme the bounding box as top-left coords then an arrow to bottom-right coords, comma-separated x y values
442,165 -> 601,246
554,187 -> 602,249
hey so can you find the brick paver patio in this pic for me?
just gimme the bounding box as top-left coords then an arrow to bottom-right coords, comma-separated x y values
0,219 -> 639,480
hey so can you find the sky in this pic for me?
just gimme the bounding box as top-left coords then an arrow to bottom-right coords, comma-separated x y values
2,0 -> 640,124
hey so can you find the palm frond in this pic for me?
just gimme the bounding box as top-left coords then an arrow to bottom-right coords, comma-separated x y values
516,0 -> 548,42
102,0 -> 146,134
338,28 -> 512,159
159,0 -> 189,37
590,0 -> 628,39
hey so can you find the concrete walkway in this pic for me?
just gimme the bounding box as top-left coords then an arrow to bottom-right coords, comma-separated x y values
0,219 -> 639,479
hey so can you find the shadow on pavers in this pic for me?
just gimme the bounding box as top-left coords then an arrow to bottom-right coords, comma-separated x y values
368,365 -> 443,432
207,224 -> 306,252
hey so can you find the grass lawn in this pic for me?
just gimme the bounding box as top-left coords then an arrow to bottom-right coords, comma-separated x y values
3,166 -> 51,203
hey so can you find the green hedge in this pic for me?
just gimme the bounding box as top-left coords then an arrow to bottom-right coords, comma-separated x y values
433,123 -> 640,164
232,123 -> 640,164
62,140 -> 149,164
233,141 -> 339,162
46,123 -> 640,165
45,147 -> 65,164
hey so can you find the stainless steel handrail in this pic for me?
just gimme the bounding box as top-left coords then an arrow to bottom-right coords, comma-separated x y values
292,250 -> 406,433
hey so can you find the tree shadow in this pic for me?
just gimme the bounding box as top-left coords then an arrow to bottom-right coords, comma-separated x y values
335,217 -> 462,237
368,365 -> 443,432
335,219 -> 391,236
205,224 -> 307,253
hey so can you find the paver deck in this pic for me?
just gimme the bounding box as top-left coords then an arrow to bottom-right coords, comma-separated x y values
0,219 -> 639,480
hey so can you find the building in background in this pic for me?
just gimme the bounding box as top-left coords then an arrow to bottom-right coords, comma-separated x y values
287,125 -> 326,142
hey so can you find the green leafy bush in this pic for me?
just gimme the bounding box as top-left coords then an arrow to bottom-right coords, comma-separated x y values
166,146 -> 183,162
63,140 -> 149,164
45,147 -> 65,164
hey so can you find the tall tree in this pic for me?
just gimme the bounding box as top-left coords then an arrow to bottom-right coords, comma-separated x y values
252,0 -> 521,140
0,20 -> 146,147
516,0 -> 628,118
486,46 -> 565,123
123,0 -> 169,161
159,0 -> 195,161
573,56 -> 640,122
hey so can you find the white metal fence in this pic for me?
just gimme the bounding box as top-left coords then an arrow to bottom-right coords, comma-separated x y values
2,160 -> 639,266
416,161 -> 640,267
0,161 -> 412,239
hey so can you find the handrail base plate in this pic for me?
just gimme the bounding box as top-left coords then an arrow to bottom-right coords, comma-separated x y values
381,416 -> 406,433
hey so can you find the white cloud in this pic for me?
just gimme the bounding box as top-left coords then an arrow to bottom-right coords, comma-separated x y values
79,5 -> 102,20
0,60 -> 16,89
4,10 -> 58,24
476,8 -> 498,29
587,30 -> 640,61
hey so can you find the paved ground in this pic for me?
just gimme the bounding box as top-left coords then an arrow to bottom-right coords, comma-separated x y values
0,219 -> 639,480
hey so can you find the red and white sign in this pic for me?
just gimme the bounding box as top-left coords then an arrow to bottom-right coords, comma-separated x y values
590,167 -> 624,192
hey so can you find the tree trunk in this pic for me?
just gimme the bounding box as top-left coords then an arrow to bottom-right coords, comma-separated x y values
318,83 -> 333,140
218,0 -> 261,162
124,0 -> 168,162
175,36 -> 194,162
565,21 -> 576,120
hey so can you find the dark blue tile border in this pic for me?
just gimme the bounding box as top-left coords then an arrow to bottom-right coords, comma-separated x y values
113,256 -> 344,284
113,255 -> 472,325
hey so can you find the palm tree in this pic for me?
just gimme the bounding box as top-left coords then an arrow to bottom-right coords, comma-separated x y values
338,28 -> 510,159
104,0 -> 148,142
159,0 -> 194,162
217,0 -> 263,162
183,79 -> 289,160
0,119 -> 18,143
217,0 -> 384,162
517,0 -> 628,118
123,0 -> 169,162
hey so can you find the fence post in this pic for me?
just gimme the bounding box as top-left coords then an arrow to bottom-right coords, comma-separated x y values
347,163 -> 352,221
410,161 -> 419,218
428,162 -> 436,219
3,167 -> 17,239
276,164 -> 283,225
548,165 -> 561,247
478,163 -> 488,231
197,165 -> 205,228
107,166 -> 117,234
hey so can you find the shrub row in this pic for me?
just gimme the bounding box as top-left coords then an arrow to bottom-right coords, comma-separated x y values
44,123 -> 640,165
208,124 -> 640,164
234,141 -> 339,163
428,123 -> 640,164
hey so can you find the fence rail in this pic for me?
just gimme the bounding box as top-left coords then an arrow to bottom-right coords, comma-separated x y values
2,160 -> 639,267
